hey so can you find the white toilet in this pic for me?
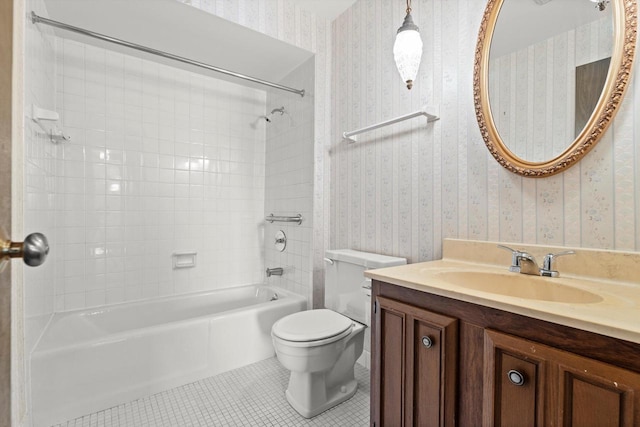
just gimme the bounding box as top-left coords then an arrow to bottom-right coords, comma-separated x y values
271,249 -> 407,418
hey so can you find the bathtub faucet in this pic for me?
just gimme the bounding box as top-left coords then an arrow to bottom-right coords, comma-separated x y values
266,267 -> 284,277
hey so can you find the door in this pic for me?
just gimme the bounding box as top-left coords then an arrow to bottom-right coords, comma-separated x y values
0,2 -> 47,425
1,0 -> 15,424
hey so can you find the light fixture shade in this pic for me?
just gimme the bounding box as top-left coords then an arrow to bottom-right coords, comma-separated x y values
393,13 -> 423,90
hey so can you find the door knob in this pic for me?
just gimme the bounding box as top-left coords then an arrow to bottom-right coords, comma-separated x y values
1,232 -> 49,266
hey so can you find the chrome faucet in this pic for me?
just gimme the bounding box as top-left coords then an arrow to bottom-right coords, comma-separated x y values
499,245 -> 576,277
540,251 -> 575,277
498,245 -> 539,275
266,267 -> 283,277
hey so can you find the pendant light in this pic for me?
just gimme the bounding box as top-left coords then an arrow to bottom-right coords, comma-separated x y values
393,0 -> 423,90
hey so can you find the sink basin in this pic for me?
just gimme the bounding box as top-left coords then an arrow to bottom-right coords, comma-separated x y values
435,271 -> 603,304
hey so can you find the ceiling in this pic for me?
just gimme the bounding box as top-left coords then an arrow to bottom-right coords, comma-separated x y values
42,0 -> 315,90
491,0 -> 612,58
292,0 -> 358,21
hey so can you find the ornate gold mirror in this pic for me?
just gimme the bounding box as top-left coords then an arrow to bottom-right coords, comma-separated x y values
474,0 -> 637,177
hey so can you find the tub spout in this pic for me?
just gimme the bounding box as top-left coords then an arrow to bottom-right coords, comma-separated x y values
266,267 -> 283,277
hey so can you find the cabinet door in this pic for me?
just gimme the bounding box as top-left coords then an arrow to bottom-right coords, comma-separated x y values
484,330 -> 640,427
374,296 -> 458,427
484,330 -> 547,427
554,351 -> 640,427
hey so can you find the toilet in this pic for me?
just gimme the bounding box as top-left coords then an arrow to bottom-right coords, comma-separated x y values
271,249 -> 407,418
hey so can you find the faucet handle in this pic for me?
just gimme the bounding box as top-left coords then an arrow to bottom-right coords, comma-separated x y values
541,251 -> 575,277
497,245 -> 524,273
497,244 -> 518,253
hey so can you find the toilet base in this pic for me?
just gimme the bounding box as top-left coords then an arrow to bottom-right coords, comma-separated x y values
286,378 -> 358,418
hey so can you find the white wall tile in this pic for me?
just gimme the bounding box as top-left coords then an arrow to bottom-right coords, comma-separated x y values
264,58 -> 315,305
28,38 -> 269,310
180,0 -> 331,307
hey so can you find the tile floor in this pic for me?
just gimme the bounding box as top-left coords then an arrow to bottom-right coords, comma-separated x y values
52,357 -> 370,426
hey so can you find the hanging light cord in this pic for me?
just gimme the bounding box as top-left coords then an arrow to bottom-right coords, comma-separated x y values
406,0 -> 412,14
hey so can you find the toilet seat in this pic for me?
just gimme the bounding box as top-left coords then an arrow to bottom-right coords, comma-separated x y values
272,309 -> 354,347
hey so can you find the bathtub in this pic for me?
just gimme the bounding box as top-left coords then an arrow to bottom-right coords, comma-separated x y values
30,285 -> 306,426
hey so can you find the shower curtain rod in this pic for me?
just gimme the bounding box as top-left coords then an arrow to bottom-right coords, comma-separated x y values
30,12 -> 306,97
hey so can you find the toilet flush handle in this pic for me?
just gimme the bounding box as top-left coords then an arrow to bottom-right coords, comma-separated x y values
362,278 -> 372,290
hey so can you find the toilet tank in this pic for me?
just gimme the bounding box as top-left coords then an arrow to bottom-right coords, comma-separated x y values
325,249 -> 406,325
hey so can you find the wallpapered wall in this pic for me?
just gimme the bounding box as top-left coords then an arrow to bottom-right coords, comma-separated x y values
331,0 -> 639,264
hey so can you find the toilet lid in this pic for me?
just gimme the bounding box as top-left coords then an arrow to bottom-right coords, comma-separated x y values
272,309 -> 353,342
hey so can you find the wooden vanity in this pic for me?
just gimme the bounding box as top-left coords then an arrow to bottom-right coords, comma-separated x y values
366,240 -> 640,427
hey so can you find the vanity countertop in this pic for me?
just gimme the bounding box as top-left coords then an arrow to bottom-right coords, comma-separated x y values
365,239 -> 640,345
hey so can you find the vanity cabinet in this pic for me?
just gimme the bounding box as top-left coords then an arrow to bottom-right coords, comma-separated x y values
371,280 -> 640,427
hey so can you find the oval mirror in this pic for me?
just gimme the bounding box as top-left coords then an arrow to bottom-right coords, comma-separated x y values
474,0 -> 637,177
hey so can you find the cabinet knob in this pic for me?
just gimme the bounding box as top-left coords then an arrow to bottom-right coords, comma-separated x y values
421,336 -> 433,348
507,369 -> 525,386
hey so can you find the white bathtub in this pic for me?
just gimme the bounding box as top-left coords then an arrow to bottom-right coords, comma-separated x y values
30,285 -> 306,426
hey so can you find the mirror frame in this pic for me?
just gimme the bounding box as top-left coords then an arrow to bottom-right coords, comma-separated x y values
474,0 -> 637,177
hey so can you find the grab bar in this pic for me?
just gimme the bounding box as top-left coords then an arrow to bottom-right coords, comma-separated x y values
265,214 -> 303,225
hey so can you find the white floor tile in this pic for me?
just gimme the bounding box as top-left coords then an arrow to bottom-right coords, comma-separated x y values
52,357 -> 370,426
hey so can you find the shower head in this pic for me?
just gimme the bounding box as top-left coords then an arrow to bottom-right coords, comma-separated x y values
263,106 -> 285,123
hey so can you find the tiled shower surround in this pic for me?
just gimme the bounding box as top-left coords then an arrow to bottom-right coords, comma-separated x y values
21,7 -> 328,420
51,38 -> 268,311
22,2 -> 325,421
264,57 -> 315,304
176,0 -> 334,309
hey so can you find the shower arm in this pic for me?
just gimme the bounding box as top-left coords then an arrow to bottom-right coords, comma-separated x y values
263,107 -> 286,122
30,12 -> 305,97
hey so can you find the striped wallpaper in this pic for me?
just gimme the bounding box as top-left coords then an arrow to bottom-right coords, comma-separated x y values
330,0 -> 639,263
